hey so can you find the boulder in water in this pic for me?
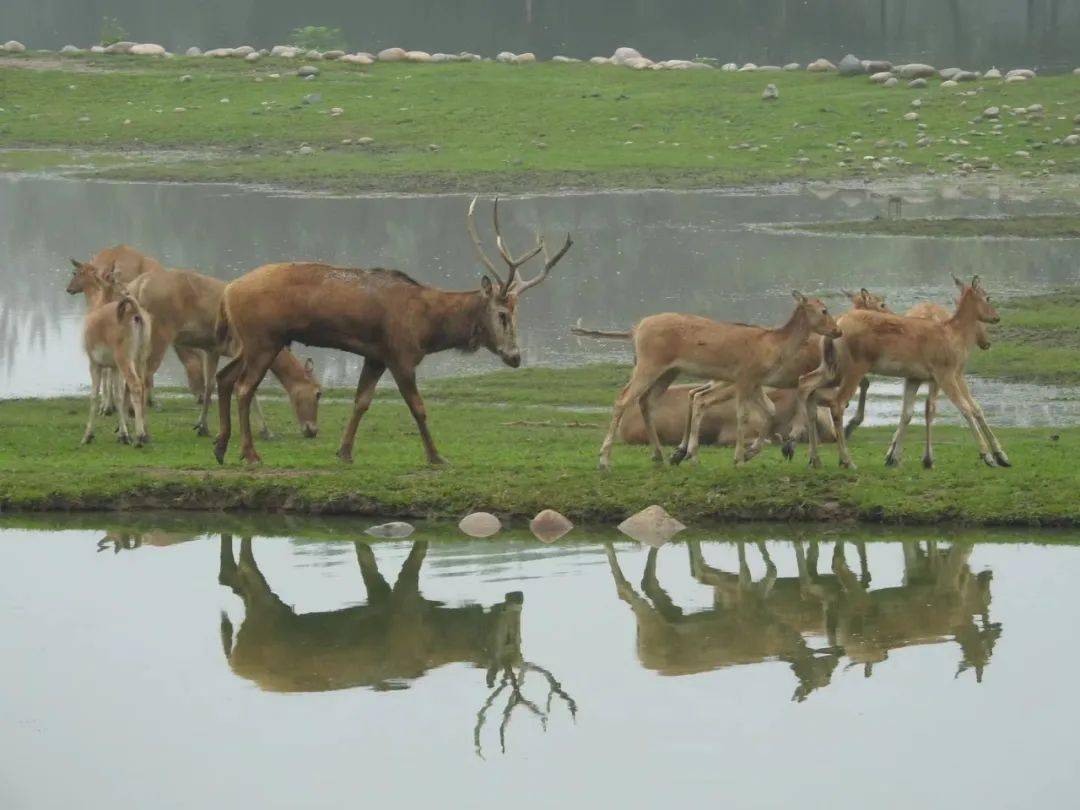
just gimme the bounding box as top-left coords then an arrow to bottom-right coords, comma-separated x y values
617,505 -> 686,547
529,510 -> 573,543
365,521 -> 416,538
459,512 -> 502,538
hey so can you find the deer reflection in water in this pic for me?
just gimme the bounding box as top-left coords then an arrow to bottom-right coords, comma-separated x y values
216,536 -> 575,756
605,538 -> 1000,698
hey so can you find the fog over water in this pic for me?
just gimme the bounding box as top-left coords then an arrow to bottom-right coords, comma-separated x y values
2,1 -> 1078,71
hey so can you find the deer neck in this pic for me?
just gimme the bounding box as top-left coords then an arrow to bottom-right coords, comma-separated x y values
268,351 -> 309,393
419,289 -> 489,355
945,295 -> 982,353
773,307 -> 814,364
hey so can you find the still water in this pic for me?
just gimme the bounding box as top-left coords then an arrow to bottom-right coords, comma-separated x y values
3,175 -> 1080,425
2,518 -> 1079,808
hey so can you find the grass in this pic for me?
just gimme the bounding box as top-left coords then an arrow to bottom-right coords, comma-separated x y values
789,214 -> 1080,238
970,288 -> 1080,384
2,53 -> 1080,191
0,366 -> 1075,525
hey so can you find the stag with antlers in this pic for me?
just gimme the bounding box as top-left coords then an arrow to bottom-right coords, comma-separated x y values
212,196 -> 573,465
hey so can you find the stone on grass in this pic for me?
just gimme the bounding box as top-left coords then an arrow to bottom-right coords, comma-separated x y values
863,60 -> 892,73
496,51 -> 516,63
378,47 -> 407,62
1061,134 -> 1080,146
955,70 -> 979,82
869,71 -> 893,84
270,45 -> 302,58
104,41 -> 135,54
1005,75 -> 1028,84
941,79 -> 958,88
245,52 -> 260,62
323,50 -> 345,60
897,63 -> 936,79
179,74 -> 192,83
60,45 -> 82,54
758,65 -> 781,72
783,62 -> 801,71
611,46 -> 643,65
340,53 -> 374,65
939,67 -> 962,80
552,55 -> 579,63
1007,68 -> 1036,80
984,106 -> 1000,118
406,50 -> 432,62
297,145 -> 315,155
512,52 -> 536,64
185,46 -> 202,56
883,77 -> 899,87
908,78 -> 927,89
903,111 -> 920,121
458,512 -> 502,538
302,92 -> 322,104
983,67 -> 1002,79
617,505 -> 686,548
232,46 -> 256,57
721,62 -> 738,71
838,54 -> 864,76
762,83 -> 779,101
807,58 -> 836,72
297,65 -> 320,77
589,56 -> 612,65
529,509 -> 573,543
365,521 -> 415,538
356,136 -> 374,145
3,40 -> 27,53
738,62 -> 757,72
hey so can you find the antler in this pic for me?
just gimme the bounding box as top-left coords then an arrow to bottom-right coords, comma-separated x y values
512,231 -> 573,295
492,198 -> 543,290
467,195 -> 505,288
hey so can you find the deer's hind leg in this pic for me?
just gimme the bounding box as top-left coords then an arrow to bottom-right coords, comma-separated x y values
236,351 -> 276,465
923,381 -> 939,469
194,350 -> 220,437
957,376 -> 1010,467
671,381 -> 723,465
599,365 -> 672,471
82,362 -> 102,445
828,367 -> 869,470
884,379 -> 921,467
639,369 -> 679,464
936,373 -> 996,467
845,377 -> 871,439
213,356 -> 243,463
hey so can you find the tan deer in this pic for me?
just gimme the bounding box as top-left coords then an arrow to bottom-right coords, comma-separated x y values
79,289 -> 153,446
843,299 -> 992,468
798,276 -> 1007,469
213,197 -> 572,465
596,293 -> 842,469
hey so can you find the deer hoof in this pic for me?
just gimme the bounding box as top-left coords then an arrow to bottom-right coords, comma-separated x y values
117,433 -> 131,445
193,423 -> 209,437
80,433 -> 94,445
669,447 -> 687,466
598,459 -> 611,472
884,453 -> 900,467
993,451 -> 1012,468
840,459 -> 857,471
336,448 -> 353,464
242,452 -> 263,466
428,455 -> 448,466
213,437 -> 228,465
134,434 -> 148,448
922,455 -> 934,469
781,440 -> 796,461
808,456 -> 823,469
259,428 -> 273,440
981,452 -> 997,467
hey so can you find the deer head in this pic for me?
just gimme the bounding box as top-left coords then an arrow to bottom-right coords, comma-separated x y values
954,274 -> 1000,325
467,197 -> 573,368
843,287 -> 890,312
793,291 -> 843,338
287,356 -> 321,438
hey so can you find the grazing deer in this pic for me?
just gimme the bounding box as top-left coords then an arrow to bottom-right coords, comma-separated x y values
617,384 -> 837,448
218,536 -> 575,756
843,299 -> 992,468
80,290 -> 153,446
604,541 -> 841,701
124,256 -> 322,438
213,197 -> 573,465
596,292 -> 842,469
798,276 -> 1007,469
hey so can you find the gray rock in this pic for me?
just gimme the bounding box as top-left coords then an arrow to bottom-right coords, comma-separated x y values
1074,68 -> 1080,76
838,54 -> 864,76
529,509 -> 573,543
377,47 -> 407,62
955,70 -> 979,82
720,62 -> 738,71
60,45 -> 82,54
863,60 -> 892,73
908,78 -> 928,89
762,83 -> 779,101
783,62 -> 801,71
3,40 -> 27,53
232,46 -> 256,57
758,65 -> 782,72
983,67 -> 1002,79
185,46 -> 202,56
178,74 -> 193,83
739,63 -> 758,72
458,512 -> 502,538
104,41 -> 135,54
611,46 -> 643,65
244,52 -> 260,63
90,45 -> 106,54
983,106 -> 1000,118
323,50 -> 345,60
1063,134 -> 1080,147
941,79 -> 959,88
551,55 -> 579,63
883,77 -> 899,87
302,92 -> 322,104
356,136 -> 374,145
939,67 -> 962,80
1007,68 -> 1036,79
297,65 -> 320,77
364,521 -> 415,538
897,63 -> 936,79
496,51 -> 516,63
298,145 -> 315,155
903,112 -> 920,121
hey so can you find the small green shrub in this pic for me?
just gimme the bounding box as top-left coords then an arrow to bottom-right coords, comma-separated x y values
288,26 -> 347,52
100,16 -> 129,47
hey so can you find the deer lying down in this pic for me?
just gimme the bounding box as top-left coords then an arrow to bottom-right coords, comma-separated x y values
618,385 -> 836,448
596,292 -> 842,470
80,292 -> 153,446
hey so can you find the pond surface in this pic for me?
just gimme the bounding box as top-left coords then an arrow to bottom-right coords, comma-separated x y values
2,175 -> 1080,425
2,518 -> 1079,809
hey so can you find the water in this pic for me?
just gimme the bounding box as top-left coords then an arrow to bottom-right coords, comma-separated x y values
1,1 -> 1078,73
2,518 -> 1079,809
3,175 -> 1080,426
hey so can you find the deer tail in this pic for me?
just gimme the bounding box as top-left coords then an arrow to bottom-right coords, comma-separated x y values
215,296 -> 232,350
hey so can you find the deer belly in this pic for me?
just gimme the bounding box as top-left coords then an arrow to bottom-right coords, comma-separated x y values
88,344 -> 117,368
872,357 -> 931,380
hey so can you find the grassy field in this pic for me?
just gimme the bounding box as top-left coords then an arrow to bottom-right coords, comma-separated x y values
0,366 -> 1075,525
2,53 -> 1080,191
790,214 -> 1080,238
969,287 -> 1080,383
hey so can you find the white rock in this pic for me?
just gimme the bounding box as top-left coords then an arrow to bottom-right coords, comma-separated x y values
1005,75 -> 1028,84
297,65 -> 320,77
838,54 -> 864,76
903,112 -> 920,121
185,46 -> 202,56
721,62 -> 738,71
329,106 -> 343,116
3,40 -> 27,53
529,509 -> 573,543
298,145 -> 315,155
458,512 -> 502,538
1074,68 -> 1080,76
783,62 -> 801,71
869,71 -> 893,84
356,136 -> 374,145
984,67 -> 1002,79
341,53 -> 374,65
908,78 -> 927,89
1061,134 -> 1080,146
941,79 -> 959,87
611,46 -> 643,65
406,50 -> 432,62
939,67 -> 962,80
883,77 -> 899,87
496,51 -> 516,63
807,58 -> 837,72
955,70 -> 979,82
232,46 -> 256,57
378,47 -> 407,62
245,52 -> 261,63
1007,68 -> 1035,79
90,45 -> 106,54
178,74 -> 192,83
617,505 -> 686,547
104,41 -> 135,54
205,48 -> 232,58
551,55 -> 579,63
738,62 -> 758,72
758,65 -> 782,72
762,83 -> 779,101
589,56 -> 611,65
270,45 -> 302,58
512,52 -> 536,64
304,50 -> 323,60
364,521 -> 415,538
624,56 -> 653,70
983,106 -> 1000,118
897,63 -> 936,79
60,45 -> 82,54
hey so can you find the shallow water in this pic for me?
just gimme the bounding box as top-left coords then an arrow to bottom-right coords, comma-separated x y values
2,518 -> 1079,809
2,175 -> 1080,425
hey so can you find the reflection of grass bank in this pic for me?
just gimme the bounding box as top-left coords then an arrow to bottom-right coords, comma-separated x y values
2,54 -> 1080,191
789,215 -> 1080,238
1,368 -> 1076,525
971,289 -> 1080,384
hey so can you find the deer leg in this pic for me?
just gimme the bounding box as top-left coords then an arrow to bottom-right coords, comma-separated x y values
252,394 -> 272,440
956,376 -> 1010,467
114,373 -> 132,444
98,368 -> 115,415
194,350 -> 219,437
923,381 -> 939,468
599,368 -> 668,471
798,363 -> 833,469
756,541 -> 778,597
117,357 -> 148,447
213,356 -> 243,463
682,382 -> 735,465
640,370 -> 678,464
337,359 -> 387,463
353,541 -> 393,604
671,381 -> 717,465
885,379 -> 920,467
743,387 -> 776,461
218,534 -> 239,591
844,377 -> 871,439
936,374 -> 996,467
176,345 -> 206,403
236,353 -> 275,465
390,365 -> 444,465
830,369 -> 868,470
82,362 -> 101,445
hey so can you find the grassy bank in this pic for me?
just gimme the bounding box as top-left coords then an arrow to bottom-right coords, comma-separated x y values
2,53 -> 1080,191
0,366 -> 1074,525
789,214 -> 1080,238
969,288 -> 1080,383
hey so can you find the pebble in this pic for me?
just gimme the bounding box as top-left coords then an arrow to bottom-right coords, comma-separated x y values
617,505 -> 687,547
807,58 -> 837,72
297,65 -> 320,77
356,136 -> 374,145
219,97 -> 230,104
983,106 -> 1000,118
185,46 -> 202,56
903,112 -> 919,121
783,63 -> 801,71
245,52 -> 260,63
869,71 -> 893,84
911,98 -> 922,108
883,77 -> 898,87
941,79 -> 959,88
302,92 -> 322,104
3,40 -> 27,53
908,78 -> 927,89
529,509 -> 573,543
984,67 -> 1002,79
77,115 -> 90,123
1063,134 -> 1080,147
458,512 -> 501,538
762,83 -> 779,101
364,521 -> 415,538
329,106 -> 343,116
298,145 -> 315,155
179,74 -> 192,82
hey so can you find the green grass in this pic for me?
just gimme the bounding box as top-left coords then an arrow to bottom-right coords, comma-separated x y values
2,53 -> 1080,191
790,214 -> 1080,238
970,288 -> 1080,384
0,366 -> 1075,525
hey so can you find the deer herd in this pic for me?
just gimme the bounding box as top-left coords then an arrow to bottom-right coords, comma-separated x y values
67,195 -> 1009,472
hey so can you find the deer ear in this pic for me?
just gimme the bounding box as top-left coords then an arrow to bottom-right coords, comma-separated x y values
792,290 -> 807,304
860,287 -> 870,297
953,274 -> 965,290
971,274 -> 982,289
70,258 -> 83,270
480,275 -> 494,298
304,357 -> 315,373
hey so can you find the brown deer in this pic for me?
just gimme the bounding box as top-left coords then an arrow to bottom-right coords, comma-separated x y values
798,276 -> 1007,469
123,255 -> 322,438
218,536 -> 575,756
843,299 -> 992,468
617,384 -> 837,448
596,293 -> 842,469
79,289 -> 153,446
213,197 -> 573,465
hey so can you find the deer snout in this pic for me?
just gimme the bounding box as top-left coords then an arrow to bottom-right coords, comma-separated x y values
503,352 -> 522,369
830,326 -> 843,338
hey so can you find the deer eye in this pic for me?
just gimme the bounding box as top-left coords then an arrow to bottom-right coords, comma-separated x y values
499,312 -> 510,328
